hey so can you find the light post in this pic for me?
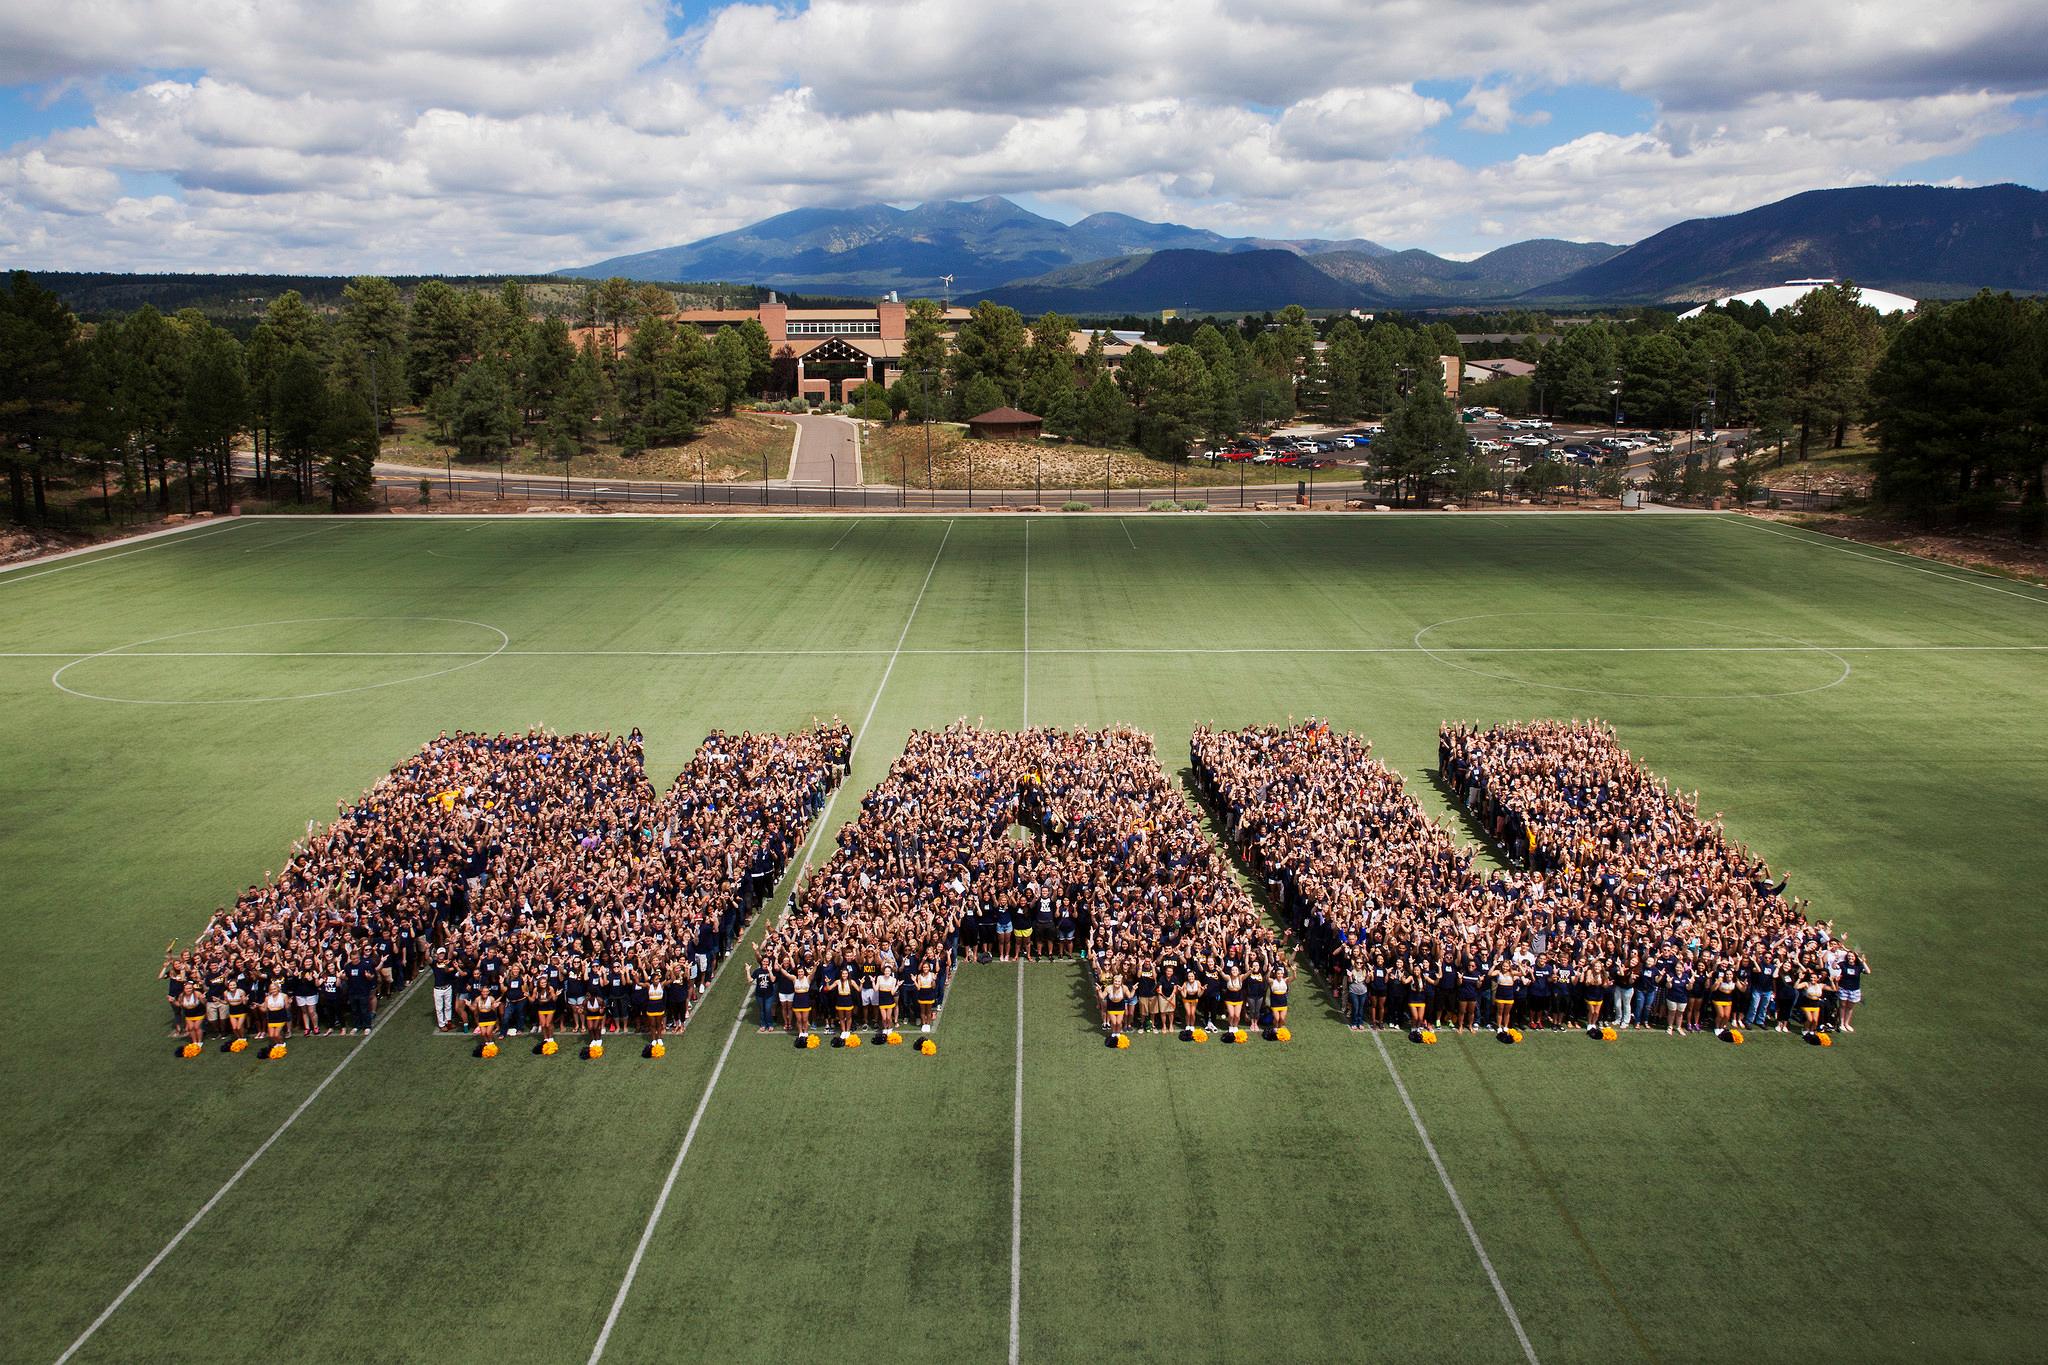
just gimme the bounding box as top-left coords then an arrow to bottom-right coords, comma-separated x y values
967,442 -> 974,509
1239,454 -> 1247,509
829,448 -> 838,509
1610,379 -> 1622,430
698,449 -> 705,506
1035,446 -> 1042,506
1103,451 -> 1111,509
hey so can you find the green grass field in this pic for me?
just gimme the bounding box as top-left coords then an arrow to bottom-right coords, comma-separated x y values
4,511 -> 2046,1364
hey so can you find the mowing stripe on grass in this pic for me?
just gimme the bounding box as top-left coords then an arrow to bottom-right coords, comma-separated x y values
588,522 -> 955,1364
0,519 -> 249,586
12,644 -> 2045,662
54,976 -> 423,1365
1370,1029 -> 1540,1365
1008,963 -> 1025,1365
585,990 -> 751,1365
1731,516 -> 2048,606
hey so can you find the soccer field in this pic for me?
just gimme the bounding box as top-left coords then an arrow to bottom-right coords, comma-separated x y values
4,510 -> 2046,1364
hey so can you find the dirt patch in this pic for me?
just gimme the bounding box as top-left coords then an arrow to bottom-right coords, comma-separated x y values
863,423 -> 1244,490
1758,511 -> 2048,587
0,516 -> 193,565
386,411 -> 794,484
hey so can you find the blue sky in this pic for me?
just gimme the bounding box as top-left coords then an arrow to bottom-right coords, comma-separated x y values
0,0 -> 2040,272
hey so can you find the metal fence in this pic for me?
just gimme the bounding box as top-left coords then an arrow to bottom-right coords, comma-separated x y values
388,469 -> 1391,512
1761,488 -> 1855,511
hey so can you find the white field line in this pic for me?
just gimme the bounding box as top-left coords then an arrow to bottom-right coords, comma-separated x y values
587,521 -> 954,1364
826,518 -> 862,552
0,519 -> 249,586
240,523 -> 344,554
584,988 -> 750,1365
1008,962 -> 1026,1365
1731,516 -> 2048,607
9,643 -> 2045,662
1370,1029 -> 1540,1365
1117,517 -> 1137,550
1022,521 -> 1030,727
55,976 -> 424,1365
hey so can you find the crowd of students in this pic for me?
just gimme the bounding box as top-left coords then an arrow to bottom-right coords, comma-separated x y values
1194,720 -> 1868,1037
161,723 -> 848,1051
162,712 -> 1867,1053
755,723 -> 1284,1040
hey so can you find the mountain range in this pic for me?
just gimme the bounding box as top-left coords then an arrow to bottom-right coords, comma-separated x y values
560,184 -> 2046,311
1528,183 -> 2047,302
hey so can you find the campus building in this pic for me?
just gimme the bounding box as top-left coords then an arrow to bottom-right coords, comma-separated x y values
674,300 -> 972,404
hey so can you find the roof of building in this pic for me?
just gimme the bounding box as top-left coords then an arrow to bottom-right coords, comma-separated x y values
1678,281 -> 1917,320
1466,358 -> 1537,378
967,407 -> 1042,425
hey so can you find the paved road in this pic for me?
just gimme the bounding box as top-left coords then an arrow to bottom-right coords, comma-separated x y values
786,414 -> 861,488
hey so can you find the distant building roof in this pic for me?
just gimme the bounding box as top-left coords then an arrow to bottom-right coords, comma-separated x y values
1679,281 -> 1917,320
967,407 -> 1041,425
1465,358 -> 1537,379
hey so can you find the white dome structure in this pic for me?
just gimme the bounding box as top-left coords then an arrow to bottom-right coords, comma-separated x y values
1679,279 -> 1917,320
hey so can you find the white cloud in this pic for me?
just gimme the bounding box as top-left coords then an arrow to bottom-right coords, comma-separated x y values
1460,85 -> 1548,134
1276,86 -> 1452,160
0,0 -> 2039,270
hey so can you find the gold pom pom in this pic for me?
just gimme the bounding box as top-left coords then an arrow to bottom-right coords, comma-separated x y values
588,1041 -> 604,1059
268,1043 -> 287,1060
1421,1029 -> 1437,1045
1818,1032 -> 1834,1048
805,1034 -> 821,1050
1274,1026 -> 1291,1042
649,1040 -> 665,1058
1114,1034 -> 1130,1049
480,1041 -> 499,1059
541,1039 -> 559,1056
886,1031 -> 903,1045
180,1041 -> 202,1059
844,1035 -> 861,1049
918,1039 -> 936,1055
1599,1026 -> 1617,1042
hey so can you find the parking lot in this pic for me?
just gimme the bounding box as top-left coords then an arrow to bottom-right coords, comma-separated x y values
1203,408 -> 1752,487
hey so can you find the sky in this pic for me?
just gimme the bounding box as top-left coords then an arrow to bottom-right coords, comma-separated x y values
0,0 -> 2042,274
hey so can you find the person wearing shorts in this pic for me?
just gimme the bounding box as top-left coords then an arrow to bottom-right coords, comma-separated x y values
1837,952 -> 1867,1033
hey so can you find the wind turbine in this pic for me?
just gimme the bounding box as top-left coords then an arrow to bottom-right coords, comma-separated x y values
941,274 -> 954,308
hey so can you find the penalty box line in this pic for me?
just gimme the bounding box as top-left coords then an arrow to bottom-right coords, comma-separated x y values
587,521 -> 954,1365
54,974 -> 426,1365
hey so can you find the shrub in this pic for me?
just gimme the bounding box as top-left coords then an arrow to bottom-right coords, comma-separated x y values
1061,501 -> 1092,512
418,478 -> 432,504
1180,500 -> 1207,511
1149,499 -> 1179,511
